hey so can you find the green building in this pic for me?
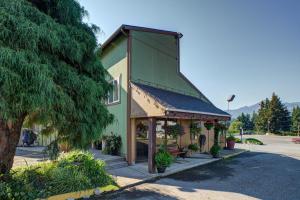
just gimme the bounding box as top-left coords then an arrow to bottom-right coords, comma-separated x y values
100,25 -> 230,173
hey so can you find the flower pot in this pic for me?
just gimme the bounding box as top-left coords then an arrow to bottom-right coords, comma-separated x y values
227,140 -> 235,150
212,153 -> 219,158
157,166 -> 167,173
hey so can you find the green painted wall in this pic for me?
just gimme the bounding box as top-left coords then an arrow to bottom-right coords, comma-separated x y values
100,35 -> 128,156
131,31 -> 203,99
101,35 -> 127,70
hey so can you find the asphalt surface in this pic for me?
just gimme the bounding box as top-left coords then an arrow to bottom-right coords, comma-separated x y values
13,149 -> 46,168
101,135 -> 300,200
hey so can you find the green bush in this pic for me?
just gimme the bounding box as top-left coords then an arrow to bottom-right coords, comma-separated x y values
227,135 -> 236,141
155,150 -> 173,168
234,137 -> 242,143
244,138 -> 263,145
210,144 -> 221,156
44,140 -> 60,160
103,134 -> 122,155
0,151 -> 116,200
188,143 -> 199,152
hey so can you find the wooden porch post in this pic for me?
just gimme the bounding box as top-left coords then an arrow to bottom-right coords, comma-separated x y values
130,118 -> 136,165
148,117 -> 156,173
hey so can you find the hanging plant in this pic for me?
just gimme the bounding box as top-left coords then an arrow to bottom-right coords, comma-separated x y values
136,122 -> 148,139
204,121 -> 214,152
204,121 -> 214,130
166,123 -> 184,146
214,123 -> 223,146
167,124 -> 184,138
190,122 -> 202,144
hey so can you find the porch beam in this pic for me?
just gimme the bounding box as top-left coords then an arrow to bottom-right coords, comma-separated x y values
148,117 -> 156,173
165,111 -> 230,121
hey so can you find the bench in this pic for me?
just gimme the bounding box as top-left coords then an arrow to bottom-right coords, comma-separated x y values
168,147 -> 188,158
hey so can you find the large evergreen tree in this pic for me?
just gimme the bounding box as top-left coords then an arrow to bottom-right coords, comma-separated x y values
255,99 -> 271,132
237,113 -> 254,131
255,93 -> 291,133
292,106 -> 300,133
0,0 -> 113,174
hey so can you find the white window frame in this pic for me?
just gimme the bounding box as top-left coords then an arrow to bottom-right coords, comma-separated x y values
107,76 -> 120,105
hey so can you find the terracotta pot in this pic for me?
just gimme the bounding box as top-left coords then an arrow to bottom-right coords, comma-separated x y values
227,140 -> 235,150
157,166 -> 167,173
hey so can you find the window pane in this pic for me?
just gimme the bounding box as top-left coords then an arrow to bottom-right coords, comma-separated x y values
108,89 -> 113,103
113,80 -> 119,102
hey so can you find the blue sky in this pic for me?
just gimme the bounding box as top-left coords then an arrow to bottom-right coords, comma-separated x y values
79,0 -> 300,110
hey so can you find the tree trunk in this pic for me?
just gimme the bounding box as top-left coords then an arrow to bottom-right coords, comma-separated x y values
0,116 -> 25,174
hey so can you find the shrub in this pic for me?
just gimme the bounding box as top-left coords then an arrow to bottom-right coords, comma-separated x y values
234,137 -> 242,143
0,151 -> 116,200
227,135 -> 236,141
155,150 -> 173,168
210,145 -> 221,157
245,138 -> 263,145
103,134 -> 122,155
44,140 -> 60,160
188,143 -> 199,152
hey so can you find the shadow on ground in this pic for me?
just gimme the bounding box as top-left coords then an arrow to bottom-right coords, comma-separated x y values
100,151 -> 300,200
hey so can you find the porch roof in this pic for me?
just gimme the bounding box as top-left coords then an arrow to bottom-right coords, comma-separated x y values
133,82 -> 231,119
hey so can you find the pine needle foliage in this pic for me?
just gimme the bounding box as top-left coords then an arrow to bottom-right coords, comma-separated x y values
0,0 -> 113,148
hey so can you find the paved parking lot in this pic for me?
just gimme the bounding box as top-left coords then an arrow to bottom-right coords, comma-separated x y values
102,135 -> 300,200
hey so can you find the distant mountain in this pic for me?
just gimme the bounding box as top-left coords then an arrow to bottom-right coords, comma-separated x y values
228,102 -> 300,119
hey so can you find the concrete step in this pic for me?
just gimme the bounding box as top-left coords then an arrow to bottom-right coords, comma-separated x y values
105,157 -> 126,165
105,160 -> 128,170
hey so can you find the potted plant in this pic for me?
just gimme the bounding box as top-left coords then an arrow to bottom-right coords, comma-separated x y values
210,144 -> 221,158
226,135 -> 236,150
155,150 -> 173,173
188,143 -> 199,154
103,134 -> 122,155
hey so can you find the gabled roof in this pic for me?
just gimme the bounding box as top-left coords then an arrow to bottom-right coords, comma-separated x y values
133,82 -> 231,118
101,24 -> 182,51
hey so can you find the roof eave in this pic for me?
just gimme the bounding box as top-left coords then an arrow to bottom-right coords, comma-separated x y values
100,24 -> 182,51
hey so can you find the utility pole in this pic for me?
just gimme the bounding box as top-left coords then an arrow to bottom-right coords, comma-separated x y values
267,120 -> 270,134
298,123 -> 300,137
226,95 -> 235,149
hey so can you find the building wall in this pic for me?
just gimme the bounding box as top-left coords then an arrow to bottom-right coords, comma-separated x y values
130,31 -> 207,101
100,35 -> 128,156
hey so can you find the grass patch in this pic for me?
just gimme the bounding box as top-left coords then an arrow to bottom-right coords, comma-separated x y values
244,138 -> 264,145
0,151 -> 117,200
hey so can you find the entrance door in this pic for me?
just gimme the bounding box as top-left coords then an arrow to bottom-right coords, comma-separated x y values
136,120 -> 149,163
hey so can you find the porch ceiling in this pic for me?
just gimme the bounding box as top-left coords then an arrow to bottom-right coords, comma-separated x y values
131,82 -> 231,121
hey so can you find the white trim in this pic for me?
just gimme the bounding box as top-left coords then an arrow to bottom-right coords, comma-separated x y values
165,108 -> 231,118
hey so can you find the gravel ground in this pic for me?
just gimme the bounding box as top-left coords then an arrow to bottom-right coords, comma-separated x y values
101,135 -> 300,200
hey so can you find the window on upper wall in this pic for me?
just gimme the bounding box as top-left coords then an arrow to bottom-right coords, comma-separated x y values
107,76 -> 120,104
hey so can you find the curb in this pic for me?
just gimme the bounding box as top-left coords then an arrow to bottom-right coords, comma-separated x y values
102,149 -> 249,197
221,149 -> 249,159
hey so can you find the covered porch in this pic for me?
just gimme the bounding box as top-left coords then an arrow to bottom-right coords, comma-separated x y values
128,83 -> 231,173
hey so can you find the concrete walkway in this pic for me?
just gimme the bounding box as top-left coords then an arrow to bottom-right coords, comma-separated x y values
14,146 -> 247,191
107,148 -> 247,189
